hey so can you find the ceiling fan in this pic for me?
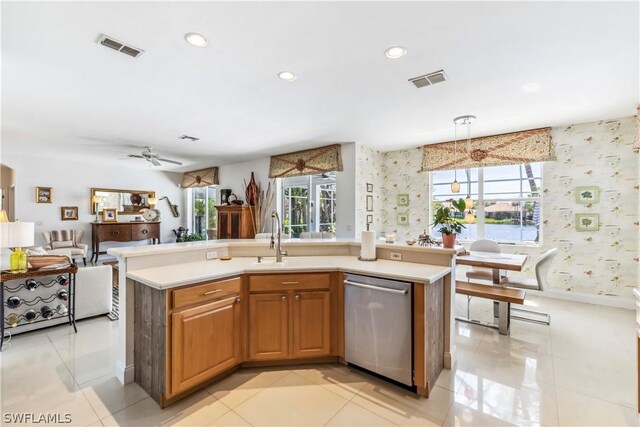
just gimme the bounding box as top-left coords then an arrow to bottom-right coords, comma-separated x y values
127,146 -> 183,166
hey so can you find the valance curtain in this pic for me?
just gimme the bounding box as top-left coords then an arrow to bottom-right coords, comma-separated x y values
420,127 -> 555,172
268,144 -> 343,178
181,167 -> 219,188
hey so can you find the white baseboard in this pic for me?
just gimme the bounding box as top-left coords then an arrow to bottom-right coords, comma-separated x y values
116,360 -> 135,385
531,288 -> 636,310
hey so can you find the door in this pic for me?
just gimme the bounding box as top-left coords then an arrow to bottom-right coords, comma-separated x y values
292,291 -> 331,358
248,293 -> 289,360
218,212 -> 229,239
171,296 -> 241,395
230,212 -> 241,238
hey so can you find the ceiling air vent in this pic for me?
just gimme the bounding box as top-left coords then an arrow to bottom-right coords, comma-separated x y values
97,34 -> 144,58
408,70 -> 447,88
179,135 -> 200,142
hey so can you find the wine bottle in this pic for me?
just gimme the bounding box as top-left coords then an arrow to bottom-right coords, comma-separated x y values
56,275 -> 68,286
25,279 -> 38,291
41,306 -> 54,320
6,296 -> 21,309
57,289 -> 69,301
24,309 -> 37,322
5,313 -> 19,327
56,304 -> 68,315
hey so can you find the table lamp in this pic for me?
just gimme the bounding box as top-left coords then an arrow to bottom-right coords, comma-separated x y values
92,196 -> 102,221
148,197 -> 158,207
0,221 -> 35,273
0,210 -> 8,223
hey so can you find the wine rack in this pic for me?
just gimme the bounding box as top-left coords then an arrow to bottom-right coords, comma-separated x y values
1,265 -> 78,349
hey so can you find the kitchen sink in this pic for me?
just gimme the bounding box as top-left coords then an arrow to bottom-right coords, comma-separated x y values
249,257 -> 332,269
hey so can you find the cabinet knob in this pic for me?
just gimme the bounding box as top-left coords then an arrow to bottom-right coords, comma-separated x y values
281,295 -> 287,301
235,297 -> 241,304
113,230 -> 120,236
295,294 -> 301,300
142,229 -> 149,234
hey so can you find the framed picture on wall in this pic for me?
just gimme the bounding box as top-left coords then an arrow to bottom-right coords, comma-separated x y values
35,186 -> 53,203
397,212 -> 409,226
366,215 -> 373,224
366,183 -> 373,193
102,208 -> 118,222
575,186 -> 600,204
575,213 -> 599,231
60,206 -> 78,221
366,195 -> 373,212
397,194 -> 409,206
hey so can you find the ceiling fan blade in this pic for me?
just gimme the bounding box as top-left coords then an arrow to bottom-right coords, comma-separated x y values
128,154 -> 145,159
158,158 -> 183,166
150,157 -> 162,166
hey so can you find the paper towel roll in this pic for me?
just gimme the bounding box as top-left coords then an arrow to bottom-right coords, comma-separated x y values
360,230 -> 377,260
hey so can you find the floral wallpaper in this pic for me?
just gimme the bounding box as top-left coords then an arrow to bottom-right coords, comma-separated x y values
355,144 -> 382,236
355,114 -> 639,300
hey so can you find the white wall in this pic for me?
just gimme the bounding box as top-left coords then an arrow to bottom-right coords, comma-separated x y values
2,154 -> 187,252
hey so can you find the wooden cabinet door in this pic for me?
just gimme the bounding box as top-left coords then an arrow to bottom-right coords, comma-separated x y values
292,291 -> 331,358
229,212 -> 241,239
248,293 -> 289,360
218,212 -> 229,239
171,296 -> 241,396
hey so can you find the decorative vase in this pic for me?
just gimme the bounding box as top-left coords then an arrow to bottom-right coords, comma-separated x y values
247,172 -> 259,206
441,233 -> 456,249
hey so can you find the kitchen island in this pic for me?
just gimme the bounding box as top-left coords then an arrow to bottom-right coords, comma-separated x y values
108,239 -> 459,407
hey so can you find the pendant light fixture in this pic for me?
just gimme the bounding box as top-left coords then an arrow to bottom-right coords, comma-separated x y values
450,118 -> 461,193
454,115 -> 477,223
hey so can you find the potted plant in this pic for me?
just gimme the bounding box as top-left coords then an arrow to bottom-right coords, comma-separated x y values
433,198 -> 466,248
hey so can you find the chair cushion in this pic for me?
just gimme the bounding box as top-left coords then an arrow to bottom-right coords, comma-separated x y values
502,277 -> 539,290
51,240 -> 75,249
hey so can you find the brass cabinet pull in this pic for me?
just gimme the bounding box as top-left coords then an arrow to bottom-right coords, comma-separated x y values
113,230 -> 120,236
295,294 -> 301,300
142,229 -> 149,234
281,281 -> 299,285
203,289 -> 222,296
235,297 -> 241,304
281,295 -> 287,301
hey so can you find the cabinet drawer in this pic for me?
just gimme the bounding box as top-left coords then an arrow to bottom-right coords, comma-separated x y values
249,273 -> 330,292
98,225 -> 132,242
131,223 -> 159,241
172,277 -> 241,310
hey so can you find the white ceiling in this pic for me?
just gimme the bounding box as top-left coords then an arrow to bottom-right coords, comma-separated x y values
2,1 -> 638,171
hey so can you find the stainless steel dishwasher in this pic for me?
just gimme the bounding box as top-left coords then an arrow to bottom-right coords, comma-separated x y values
344,273 -> 413,387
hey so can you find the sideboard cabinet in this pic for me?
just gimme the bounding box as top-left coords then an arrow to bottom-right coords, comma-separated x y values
91,221 -> 160,262
216,206 -> 256,239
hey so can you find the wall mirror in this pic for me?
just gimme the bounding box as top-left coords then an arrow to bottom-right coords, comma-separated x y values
91,188 -> 156,215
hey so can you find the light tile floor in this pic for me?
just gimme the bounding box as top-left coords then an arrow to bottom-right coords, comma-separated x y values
1,295 -> 637,426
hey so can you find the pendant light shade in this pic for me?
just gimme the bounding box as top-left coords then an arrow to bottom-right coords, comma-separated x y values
464,196 -> 473,209
464,211 -> 475,224
451,180 -> 461,193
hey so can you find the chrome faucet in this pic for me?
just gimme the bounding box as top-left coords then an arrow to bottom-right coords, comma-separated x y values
270,211 -> 287,262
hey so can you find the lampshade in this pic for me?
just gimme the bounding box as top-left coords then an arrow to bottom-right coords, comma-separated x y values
148,197 -> 158,206
92,196 -> 102,203
465,196 -> 473,209
0,222 -> 35,248
450,180 -> 461,193
0,210 -> 8,223
464,212 -> 475,224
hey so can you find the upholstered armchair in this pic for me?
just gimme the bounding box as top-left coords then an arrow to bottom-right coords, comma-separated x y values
42,230 -> 88,266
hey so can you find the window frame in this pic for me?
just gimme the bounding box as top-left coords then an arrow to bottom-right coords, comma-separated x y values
188,185 -> 217,240
430,163 -> 543,245
279,173 -> 337,237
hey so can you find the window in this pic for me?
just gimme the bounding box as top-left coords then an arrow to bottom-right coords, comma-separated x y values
190,186 -> 217,239
431,163 -> 542,243
280,173 -> 337,237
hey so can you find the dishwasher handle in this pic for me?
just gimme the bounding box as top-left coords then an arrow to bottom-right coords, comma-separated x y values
343,280 -> 408,295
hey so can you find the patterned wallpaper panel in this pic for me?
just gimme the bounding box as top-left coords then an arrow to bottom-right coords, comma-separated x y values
355,144 -> 383,236
355,115 -> 638,299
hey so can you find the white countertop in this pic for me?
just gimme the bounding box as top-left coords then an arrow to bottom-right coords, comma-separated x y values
107,238 -> 459,259
127,255 -> 452,289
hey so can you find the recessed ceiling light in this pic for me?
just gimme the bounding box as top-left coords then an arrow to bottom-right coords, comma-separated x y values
278,71 -> 297,81
184,32 -> 208,48
384,46 -> 406,59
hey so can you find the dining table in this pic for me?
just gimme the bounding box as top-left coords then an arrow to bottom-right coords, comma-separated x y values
456,251 -> 528,285
455,250 -> 528,334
